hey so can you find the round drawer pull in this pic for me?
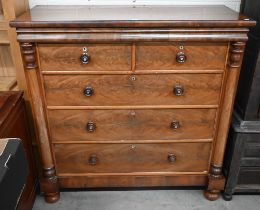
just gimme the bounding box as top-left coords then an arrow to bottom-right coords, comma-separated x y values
86,122 -> 96,132
83,86 -> 94,97
176,51 -> 187,63
168,153 -> 177,163
88,154 -> 98,165
80,53 -> 90,64
174,85 -> 184,96
170,121 -> 180,130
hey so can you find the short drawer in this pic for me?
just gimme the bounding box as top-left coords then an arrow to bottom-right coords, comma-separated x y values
44,73 -> 223,106
54,142 -> 211,174
38,44 -> 132,71
48,108 -> 216,142
136,42 -> 228,70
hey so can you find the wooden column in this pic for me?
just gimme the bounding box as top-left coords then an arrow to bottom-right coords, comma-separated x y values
204,41 -> 246,201
20,42 -> 60,203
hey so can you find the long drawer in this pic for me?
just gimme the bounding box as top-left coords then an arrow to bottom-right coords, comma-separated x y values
44,74 -> 223,106
48,108 -> 217,142
54,142 -> 211,174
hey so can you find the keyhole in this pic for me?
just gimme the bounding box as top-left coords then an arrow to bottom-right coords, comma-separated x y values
131,145 -> 136,149
130,75 -> 136,81
130,111 -> 136,117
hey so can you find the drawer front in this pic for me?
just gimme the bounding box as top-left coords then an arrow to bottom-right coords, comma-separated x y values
38,44 -> 132,71
54,142 -> 211,174
136,43 -> 227,70
241,134 -> 260,167
238,167 -> 260,185
48,109 -> 216,142
44,74 -> 222,106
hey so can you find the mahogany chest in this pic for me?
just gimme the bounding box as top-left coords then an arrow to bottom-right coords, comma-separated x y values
10,5 -> 255,203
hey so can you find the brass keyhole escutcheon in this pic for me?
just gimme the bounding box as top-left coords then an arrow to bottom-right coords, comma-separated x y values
131,145 -> 136,150
130,111 -> 136,117
130,75 -> 136,81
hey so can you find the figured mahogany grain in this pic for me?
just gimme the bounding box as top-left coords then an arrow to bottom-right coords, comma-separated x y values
48,109 -> 216,142
9,5 -> 256,202
43,74 -> 223,106
136,42 -> 228,70
38,44 -> 131,71
54,142 -> 211,174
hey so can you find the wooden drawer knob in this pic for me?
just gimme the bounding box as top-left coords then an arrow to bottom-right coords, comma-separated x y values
80,53 -> 90,64
168,154 -> 177,163
170,121 -> 180,130
86,122 -> 96,132
174,85 -> 184,96
88,154 -> 98,165
83,86 -> 94,97
176,52 -> 187,63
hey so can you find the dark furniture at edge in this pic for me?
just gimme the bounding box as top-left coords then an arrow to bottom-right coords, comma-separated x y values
0,91 -> 38,210
223,0 -> 260,201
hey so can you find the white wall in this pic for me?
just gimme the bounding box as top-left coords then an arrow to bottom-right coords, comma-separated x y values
29,0 -> 242,12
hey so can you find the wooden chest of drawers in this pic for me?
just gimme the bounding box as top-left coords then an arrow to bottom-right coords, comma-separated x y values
10,5 -> 255,203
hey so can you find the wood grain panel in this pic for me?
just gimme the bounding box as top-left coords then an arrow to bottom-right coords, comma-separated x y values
136,42 -> 228,70
44,74 -> 223,106
38,44 -> 132,71
54,142 -> 211,174
48,109 -> 216,142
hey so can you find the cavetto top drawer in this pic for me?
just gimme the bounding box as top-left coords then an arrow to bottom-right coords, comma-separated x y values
38,44 -> 132,71
54,142 -> 211,174
136,42 -> 228,70
43,73 -> 223,106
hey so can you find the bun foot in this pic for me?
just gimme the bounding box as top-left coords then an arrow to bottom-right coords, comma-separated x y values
204,190 -> 220,201
44,192 -> 60,203
223,193 -> 233,201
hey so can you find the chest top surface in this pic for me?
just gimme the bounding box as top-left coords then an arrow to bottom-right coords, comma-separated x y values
10,5 -> 255,28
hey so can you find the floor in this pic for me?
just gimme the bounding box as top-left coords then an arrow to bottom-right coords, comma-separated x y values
33,189 -> 260,210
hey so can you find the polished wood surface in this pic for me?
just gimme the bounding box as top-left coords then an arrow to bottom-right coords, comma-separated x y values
10,5 -> 255,202
38,43 -> 227,71
20,43 -> 60,203
0,91 -> 37,210
136,43 -> 227,70
48,109 -> 216,142
44,74 -> 222,106
54,142 -> 211,174
38,44 -> 131,71
10,5 -> 255,28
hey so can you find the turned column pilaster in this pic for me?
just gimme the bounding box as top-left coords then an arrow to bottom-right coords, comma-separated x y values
20,42 -> 60,203
205,42 -> 246,201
